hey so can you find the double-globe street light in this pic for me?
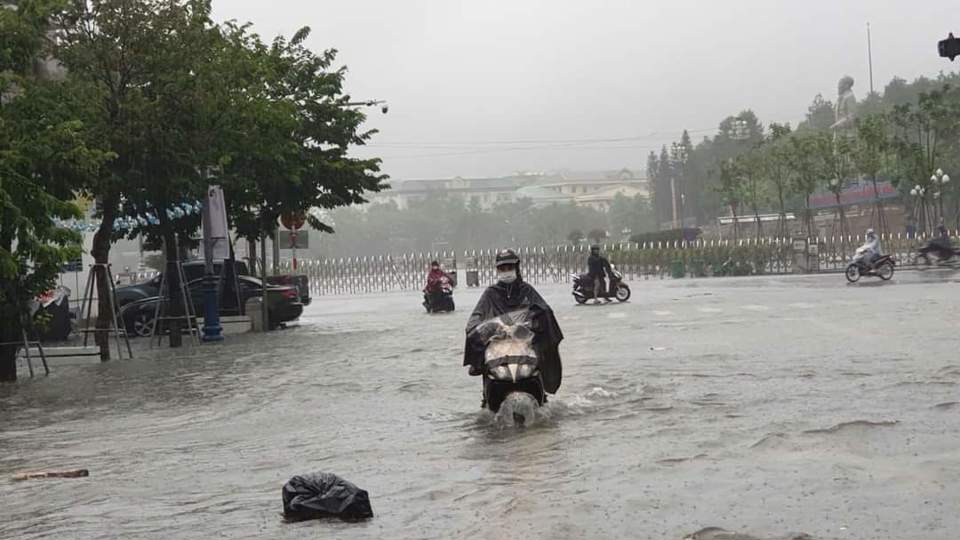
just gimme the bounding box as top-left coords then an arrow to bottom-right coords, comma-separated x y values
909,169 -> 950,234
931,168 -> 951,225
909,184 -> 928,233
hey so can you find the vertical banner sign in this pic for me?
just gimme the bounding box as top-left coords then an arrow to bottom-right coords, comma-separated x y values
203,186 -> 230,261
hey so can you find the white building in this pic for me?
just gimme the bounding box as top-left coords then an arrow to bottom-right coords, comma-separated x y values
370,169 -> 649,211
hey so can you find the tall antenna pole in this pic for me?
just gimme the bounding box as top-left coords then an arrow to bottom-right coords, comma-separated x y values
867,22 -> 875,94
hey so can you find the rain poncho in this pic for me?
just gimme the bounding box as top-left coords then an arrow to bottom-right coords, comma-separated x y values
463,280 -> 563,393
424,269 -> 449,293
858,235 -> 881,261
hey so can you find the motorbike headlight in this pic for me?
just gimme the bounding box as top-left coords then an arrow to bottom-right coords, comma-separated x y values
488,365 -> 511,380
517,363 -> 536,379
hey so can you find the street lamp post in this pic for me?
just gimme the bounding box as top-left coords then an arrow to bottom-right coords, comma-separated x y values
909,184 -> 928,233
670,142 -> 688,230
931,168 -> 951,224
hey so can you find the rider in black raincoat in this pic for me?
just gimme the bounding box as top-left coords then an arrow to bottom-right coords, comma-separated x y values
463,249 -> 563,396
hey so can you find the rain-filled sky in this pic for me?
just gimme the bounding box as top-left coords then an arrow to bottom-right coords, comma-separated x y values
214,0 -> 958,180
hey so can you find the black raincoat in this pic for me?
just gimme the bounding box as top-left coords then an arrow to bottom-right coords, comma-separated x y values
588,253 -> 612,278
463,279 -> 563,394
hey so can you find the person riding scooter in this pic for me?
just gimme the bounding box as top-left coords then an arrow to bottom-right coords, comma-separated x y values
463,249 -> 563,405
423,261 -> 452,310
423,261 -> 454,312
922,223 -> 954,262
424,261 -> 449,293
587,245 -> 613,304
856,228 -> 881,269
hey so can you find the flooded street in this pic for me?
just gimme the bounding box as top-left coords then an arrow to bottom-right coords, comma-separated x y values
2,272 -> 960,539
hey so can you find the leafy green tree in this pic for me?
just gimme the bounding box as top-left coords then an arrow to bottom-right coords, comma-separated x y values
674,129 -> 694,223
853,114 -> 892,232
608,193 -> 655,238
715,158 -> 744,241
218,25 -> 386,247
653,145 -> 672,227
53,0 -> 225,348
1,0 -> 106,380
799,93 -> 835,132
823,135 -> 856,238
54,2 -> 385,346
889,85 -> 960,231
761,123 -> 794,237
787,131 -> 831,236
736,150 -> 767,238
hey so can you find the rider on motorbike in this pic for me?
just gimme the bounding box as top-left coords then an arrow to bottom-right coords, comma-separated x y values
463,249 -> 563,401
423,261 -> 451,309
926,222 -> 954,262
587,245 -> 613,303
857,228 -> 881,269
423,261 -> 449,293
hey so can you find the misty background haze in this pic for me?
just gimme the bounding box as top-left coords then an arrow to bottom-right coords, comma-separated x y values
215,0 -> 955,181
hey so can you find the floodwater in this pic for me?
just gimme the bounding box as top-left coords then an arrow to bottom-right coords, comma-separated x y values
2,272 -> 960,539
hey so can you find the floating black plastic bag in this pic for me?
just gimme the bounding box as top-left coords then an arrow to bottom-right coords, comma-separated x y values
282,472 -> 373,521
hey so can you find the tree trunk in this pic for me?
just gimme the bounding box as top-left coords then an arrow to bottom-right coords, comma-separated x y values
161,224 -> 183,348
752,203 -> 763,239
91,201 -> 117,361
954,195 -> 959,231
804,197 -> 814,238
731,203 -> 740,242
0,242 -> 20,380
776,185 -> 787,239
833,192 -> 847,245
0,319 -> 19,381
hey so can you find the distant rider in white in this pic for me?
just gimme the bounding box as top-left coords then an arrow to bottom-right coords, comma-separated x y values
858,228 -> 881,269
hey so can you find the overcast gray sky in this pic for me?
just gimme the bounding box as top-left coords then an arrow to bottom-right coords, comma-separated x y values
214,0 -> 957,180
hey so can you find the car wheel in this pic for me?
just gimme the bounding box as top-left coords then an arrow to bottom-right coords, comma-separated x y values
132,311 -> 156,337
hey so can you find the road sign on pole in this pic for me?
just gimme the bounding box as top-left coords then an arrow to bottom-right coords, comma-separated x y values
281,211 -> 306,231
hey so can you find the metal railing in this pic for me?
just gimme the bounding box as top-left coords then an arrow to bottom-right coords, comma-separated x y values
280,232 -> 947,296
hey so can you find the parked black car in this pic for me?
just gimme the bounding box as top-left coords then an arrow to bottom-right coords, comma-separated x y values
119,274 -> 303,336
115,260 -> 249,307
116,260 -> 311,309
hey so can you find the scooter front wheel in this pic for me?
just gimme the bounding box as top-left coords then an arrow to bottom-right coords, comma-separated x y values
573,293 -> 587,305
845,264 -> 861,283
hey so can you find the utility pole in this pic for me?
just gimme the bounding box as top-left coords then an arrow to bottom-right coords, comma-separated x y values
867,22 -> 875,94
670,177 -> 678,229
272,229 -> 280,275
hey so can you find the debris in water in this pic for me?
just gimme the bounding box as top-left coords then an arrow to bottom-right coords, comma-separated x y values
683,527 -> 813,540
282,472 -> 373,522
12,469 -> 89,481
